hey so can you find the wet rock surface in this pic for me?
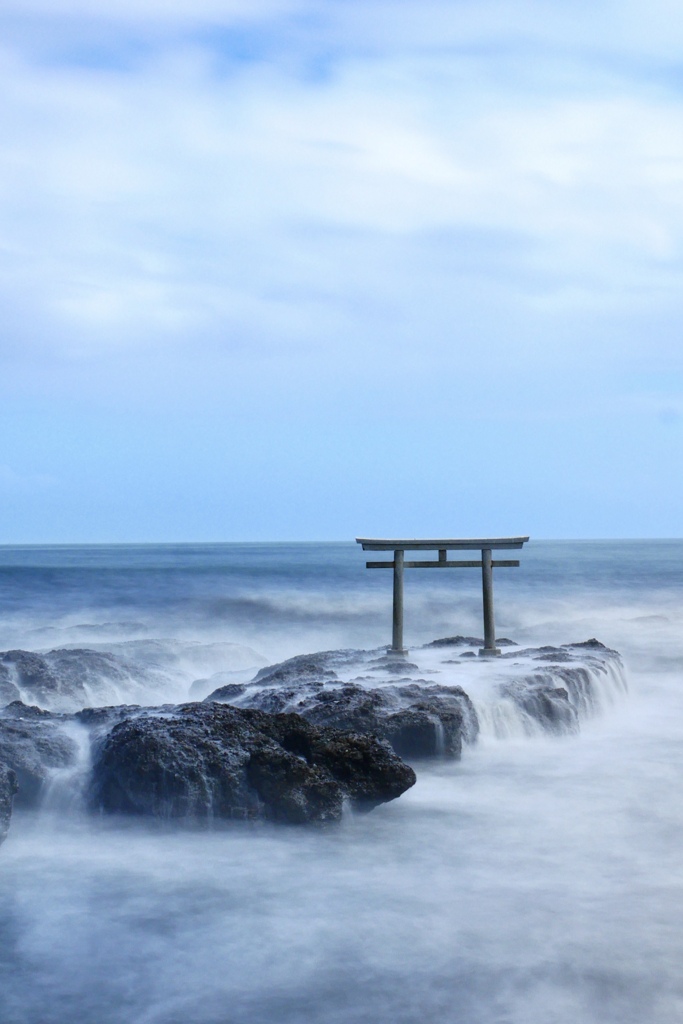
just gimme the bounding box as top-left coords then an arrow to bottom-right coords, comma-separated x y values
426,636 -> 518,648
0,699 -> 415,824
89,702 -> 416,823
0,763 -> 17,844
206,638 -> 626,748
207,647 -> 482,761
210,679 -> 478,760
497,639 -> 626,731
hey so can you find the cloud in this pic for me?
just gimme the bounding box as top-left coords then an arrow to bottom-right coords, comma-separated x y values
1,3 -> 683,454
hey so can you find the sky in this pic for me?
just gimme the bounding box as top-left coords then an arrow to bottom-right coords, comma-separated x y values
2,0 -> 683,541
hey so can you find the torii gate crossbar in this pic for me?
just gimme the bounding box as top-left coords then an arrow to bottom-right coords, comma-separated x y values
356,536 -> 530,656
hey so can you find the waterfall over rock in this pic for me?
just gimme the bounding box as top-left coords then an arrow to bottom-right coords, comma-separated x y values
205,637 -> 626,757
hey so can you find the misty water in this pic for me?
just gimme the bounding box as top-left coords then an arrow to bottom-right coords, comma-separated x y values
1,541 -> 683,1023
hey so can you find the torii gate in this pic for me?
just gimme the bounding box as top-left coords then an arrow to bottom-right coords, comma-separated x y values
356,536 -> 529,656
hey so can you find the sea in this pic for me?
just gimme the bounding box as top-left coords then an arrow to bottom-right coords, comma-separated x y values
0,539 -> 682,1024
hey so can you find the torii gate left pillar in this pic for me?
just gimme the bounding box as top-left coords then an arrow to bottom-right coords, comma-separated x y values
356,536 -> 529,657
392,548 -> 405,652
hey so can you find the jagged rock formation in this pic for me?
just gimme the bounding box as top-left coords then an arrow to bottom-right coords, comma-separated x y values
207,648 -> 479,761
0,700 -> 415,825
90,703 -> 415,824
209,679 -> 478,760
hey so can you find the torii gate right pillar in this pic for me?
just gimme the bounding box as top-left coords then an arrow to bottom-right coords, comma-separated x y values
479,548 -> 500,657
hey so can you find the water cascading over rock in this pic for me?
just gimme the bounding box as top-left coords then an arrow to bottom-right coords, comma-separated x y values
204,637 -> 626,755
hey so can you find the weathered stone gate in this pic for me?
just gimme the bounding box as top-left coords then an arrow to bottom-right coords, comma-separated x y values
356,536 -> 529,656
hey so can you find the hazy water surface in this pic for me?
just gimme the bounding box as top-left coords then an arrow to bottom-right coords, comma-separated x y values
1,541 -> 682,1023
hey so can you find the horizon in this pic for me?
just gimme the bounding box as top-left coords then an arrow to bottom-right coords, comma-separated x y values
1,536 -> 683,546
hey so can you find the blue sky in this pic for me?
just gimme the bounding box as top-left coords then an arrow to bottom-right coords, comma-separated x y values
2,0 -> 683,541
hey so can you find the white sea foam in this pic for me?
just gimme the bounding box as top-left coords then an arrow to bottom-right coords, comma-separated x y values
40,721 -> 92,813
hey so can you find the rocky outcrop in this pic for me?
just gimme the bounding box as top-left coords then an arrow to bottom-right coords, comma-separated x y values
0,699 -> 415,825
0,763 -> 17,844
207,647 -> 480,761
89,702 -> 415,824
0,637 -> 627,834
252,652 -> 349,685
206,638 -> 626,748
291,682 -> 478,760
209,679 -> 478,761
425,636 -> 518,648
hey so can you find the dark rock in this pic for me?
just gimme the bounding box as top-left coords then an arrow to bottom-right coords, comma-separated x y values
301,682 -> 480,760
253,653 -> 342,686
209,639 -> 625,750
89,702 -> 415,824
367,656 -> 421,673
209,682 -> 324,716
196,682 -> 246,702
0,637 -> 625,825
426,636 -> 484,648
188,677 -> 247,700
0,763 -> 18,845
245,746 -> 342,823
425,636 -> 517,648
531,650 -> 574,663
0,702 -> 80,807
562,638 -> 618,654
248,714 -> 414,816
2,700 -> 55,720
75,704 -> 142,729
0,697 -> 415,825
208,680 -> 479,762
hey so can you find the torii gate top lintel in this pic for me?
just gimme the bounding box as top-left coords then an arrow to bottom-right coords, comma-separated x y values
355,535 -> 530,656
356,537 -> 529,551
